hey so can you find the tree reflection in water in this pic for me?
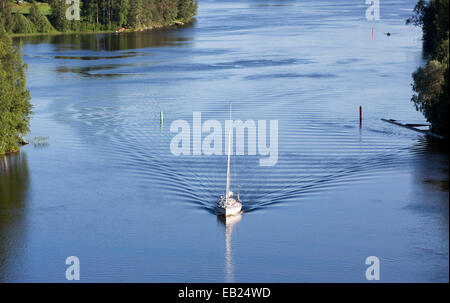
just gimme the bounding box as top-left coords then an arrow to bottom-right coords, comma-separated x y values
0,153 -> 30,281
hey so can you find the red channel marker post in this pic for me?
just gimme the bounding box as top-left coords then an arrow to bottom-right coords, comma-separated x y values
359,106 -> 362,127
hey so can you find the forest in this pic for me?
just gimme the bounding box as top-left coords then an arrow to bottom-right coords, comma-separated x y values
0,0 -> 198,34
407,0 -> 449,139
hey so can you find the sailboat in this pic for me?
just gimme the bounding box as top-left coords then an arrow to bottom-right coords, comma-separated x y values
217,103 -> 242,216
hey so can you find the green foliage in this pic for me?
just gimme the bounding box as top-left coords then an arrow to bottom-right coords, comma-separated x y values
0,0 -> 16,32
29,1 -> 55,32
1,1 -> 55,34
127,0 -> 143,28
158,0 -> 178,25
48,0 -> 71,32
79,0 -> 197,29
177,0 -> 197,22
117,0 -> 130,27
408,0 -> 449,138
13,12 -> 36,34
10,1 -> 52,16
2,1 -> 197,33
407,0 -> 449,54
0,24 -> 32,154
411,60 -> 445,117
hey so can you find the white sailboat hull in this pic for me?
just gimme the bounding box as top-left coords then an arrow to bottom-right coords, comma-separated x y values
217,202 -> 242,216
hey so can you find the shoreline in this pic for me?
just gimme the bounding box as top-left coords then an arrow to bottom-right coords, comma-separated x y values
4,18 -> 194,156
0,149 -> 20,156
11,19 -> 194,38
0,141 -> 28,156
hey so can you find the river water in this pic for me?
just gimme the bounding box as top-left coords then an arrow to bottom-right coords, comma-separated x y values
1,0 -> 448,282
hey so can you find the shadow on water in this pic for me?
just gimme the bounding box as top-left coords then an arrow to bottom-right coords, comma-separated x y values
0,153 -> 30,281
411,136 -> 449,197
408,137 -> 448,281
410,137 -> 449,190
0,153 -> 30,210
15,26 -> 194,52
56,64 -> 146,78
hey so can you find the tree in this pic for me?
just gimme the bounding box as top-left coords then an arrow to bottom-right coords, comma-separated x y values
158,0 -> 178,24
408,0 -> 449,138
0,0 -> 15,32
116,0 -> 130,27
82,0 -> 100,25
29,1 -> 56,33
13,13 -> 36,34
49,0 -> 71,31
127,0 -> 143,28
0,24 -> 32,154
407,0 -> 449,54
177,0 -> 197,22
411,60 -> 445,119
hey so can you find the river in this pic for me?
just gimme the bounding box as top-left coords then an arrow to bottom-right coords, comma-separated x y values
1,0 -> 448,282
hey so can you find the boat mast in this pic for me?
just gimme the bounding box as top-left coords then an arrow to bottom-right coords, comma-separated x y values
226,103 -> 232,200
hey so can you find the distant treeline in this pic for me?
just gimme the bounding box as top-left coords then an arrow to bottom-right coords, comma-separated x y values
407,0 -> 449,139
0,0 -> 197,34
